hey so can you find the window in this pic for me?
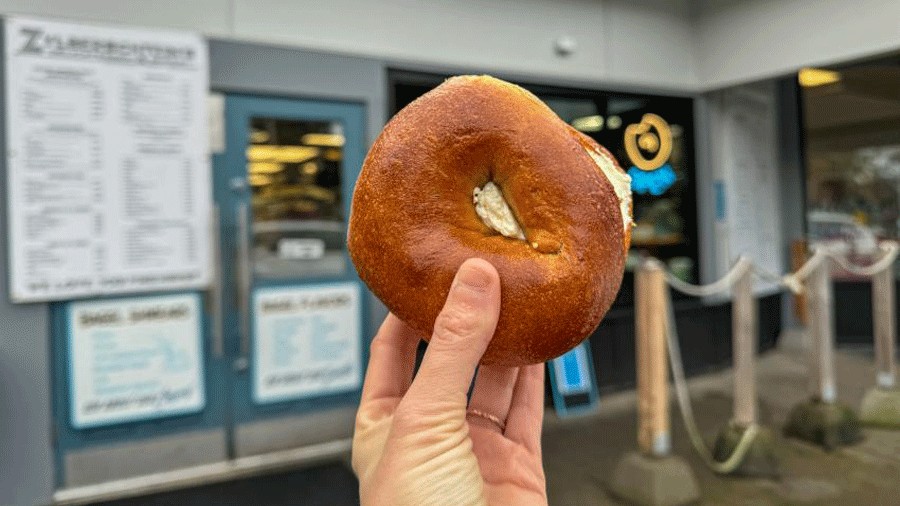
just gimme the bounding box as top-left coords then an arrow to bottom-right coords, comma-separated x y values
800,59 -> 900,277
390,71 -> 699,303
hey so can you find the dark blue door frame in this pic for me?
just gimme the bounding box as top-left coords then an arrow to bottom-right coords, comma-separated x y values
216,94 -> 370,429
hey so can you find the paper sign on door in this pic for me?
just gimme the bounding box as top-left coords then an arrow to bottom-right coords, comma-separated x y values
252,283 -> 362,404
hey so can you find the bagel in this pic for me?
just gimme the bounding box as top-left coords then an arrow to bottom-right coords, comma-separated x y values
348,75 -> 632,366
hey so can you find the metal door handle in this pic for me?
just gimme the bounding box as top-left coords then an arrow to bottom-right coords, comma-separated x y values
236,202 -> 252,361
207,205 -> 224,357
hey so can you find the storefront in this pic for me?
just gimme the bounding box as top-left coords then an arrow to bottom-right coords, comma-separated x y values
799,57 -> 900,342
0,16 -> 784,505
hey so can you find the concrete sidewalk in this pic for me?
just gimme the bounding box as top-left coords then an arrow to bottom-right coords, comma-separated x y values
102,330 -> 898,506
542,329 -> 900,506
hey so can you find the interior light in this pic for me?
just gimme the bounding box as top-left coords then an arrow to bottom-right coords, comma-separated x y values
301,162 -> 318,175
571,115 -> 604,132
247,145 -> 320,164
249,173 -> 274,186
248,162 -> 283,174
798,68 -> 841,87
250,130 -> 270,143
301,133 -> 345,147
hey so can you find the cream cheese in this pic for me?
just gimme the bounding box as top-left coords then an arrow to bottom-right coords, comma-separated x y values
473,182 -> 526,240
584,147 -> 632,234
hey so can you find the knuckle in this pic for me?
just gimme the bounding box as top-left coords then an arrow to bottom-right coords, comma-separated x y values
392,400 -> 432,431
431,305 -> 481,346
368,334 -> 391,355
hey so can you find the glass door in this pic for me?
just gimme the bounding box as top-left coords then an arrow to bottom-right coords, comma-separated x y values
214,94 -> 369,457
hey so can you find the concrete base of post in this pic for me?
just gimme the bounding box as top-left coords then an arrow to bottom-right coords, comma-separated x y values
784,399 -> 863,450
608,452 -> 700,506
712,423 -> 780,478
859,388 -> 900,429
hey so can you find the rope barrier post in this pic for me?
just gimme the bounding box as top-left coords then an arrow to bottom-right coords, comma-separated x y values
710,259 -> 779,477
732,261 -> 757,427
811,255 -> 838,404
637,259 -> 670,457
610,259 -> 700,506
785,252 -> 862,449
872,266 -> 897,390
860,256 -> 900,428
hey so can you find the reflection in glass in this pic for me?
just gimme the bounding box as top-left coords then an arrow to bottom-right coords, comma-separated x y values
801,62 -> 900,278
247,117 -> 346,278
544,96 -> 694,281
392,73 -> 699,295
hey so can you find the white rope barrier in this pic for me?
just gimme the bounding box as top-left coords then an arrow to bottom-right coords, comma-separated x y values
660,241 -> 898,299
664,257 -> 753,297
827,241 -> 899,278
662,286 -> 758,474
648,239 -> 898,465
753,265 -> 805,295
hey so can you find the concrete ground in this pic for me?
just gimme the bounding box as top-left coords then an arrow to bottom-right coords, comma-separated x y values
542,329 -> 900,506
104,329 -> 899,506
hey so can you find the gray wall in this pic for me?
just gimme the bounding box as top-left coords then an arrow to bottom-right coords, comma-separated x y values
0,19 -> 55,505
694,0 -> 900,89
0,0 -> 699,91
776,77 -> 807,328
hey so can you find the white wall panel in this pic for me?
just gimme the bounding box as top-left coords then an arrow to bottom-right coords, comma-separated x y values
230,0 -> 612,84
0,0 -> 232,35
603,0 -> 697,90
696,0 -> 900,89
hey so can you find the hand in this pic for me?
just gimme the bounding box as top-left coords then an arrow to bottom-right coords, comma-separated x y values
352,258 -> 548,506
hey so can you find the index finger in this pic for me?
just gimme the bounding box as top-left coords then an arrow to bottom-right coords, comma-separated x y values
360,313 -> 422,404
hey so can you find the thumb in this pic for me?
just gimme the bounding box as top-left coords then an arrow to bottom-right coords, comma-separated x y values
404,258 -> 501,406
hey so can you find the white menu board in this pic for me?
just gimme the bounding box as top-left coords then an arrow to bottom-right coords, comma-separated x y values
5,17 -> 211,302
68,293 -> 205,428
253,283 -> 362,404
719,86 -> 783,294
709,84 -> 783,296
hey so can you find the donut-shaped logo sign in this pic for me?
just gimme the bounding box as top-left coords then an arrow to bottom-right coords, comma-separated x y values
624,113 -> 676,196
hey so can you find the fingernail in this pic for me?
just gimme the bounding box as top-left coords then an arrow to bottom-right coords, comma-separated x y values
453,260 -> 493,293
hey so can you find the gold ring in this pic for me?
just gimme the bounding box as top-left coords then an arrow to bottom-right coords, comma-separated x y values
466,408 -> 506,432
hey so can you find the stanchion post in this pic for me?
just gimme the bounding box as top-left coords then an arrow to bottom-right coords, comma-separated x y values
636,259 -> 670,457
872,266 -> 896,390
860,261 -> 900,428
610,258 -> 699,506
732,262 -> 757,426
809,256 -> 837,404
712,260 -> 779,477
785,250 -> 862,448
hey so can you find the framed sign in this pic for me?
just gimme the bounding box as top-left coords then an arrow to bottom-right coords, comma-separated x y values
547,341 -> 599,417
252,282 -> 362,404
4,16 -> 212,302
67,293 -> 205,428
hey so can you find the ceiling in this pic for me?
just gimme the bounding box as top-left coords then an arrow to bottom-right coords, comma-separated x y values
803,61 -> 900,151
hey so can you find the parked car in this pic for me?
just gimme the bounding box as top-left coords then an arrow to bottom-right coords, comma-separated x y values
807,211 -> 879,256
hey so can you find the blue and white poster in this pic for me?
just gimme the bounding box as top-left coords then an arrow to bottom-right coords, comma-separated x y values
548,341 -> 599,417
252,283 -> 362,404
68,293 -> 205,428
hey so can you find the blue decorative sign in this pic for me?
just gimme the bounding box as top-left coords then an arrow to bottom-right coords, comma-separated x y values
548,341 -> 599,417
624,113 -> 677,195
629,163 -> 676,196
714,179 -> 727,221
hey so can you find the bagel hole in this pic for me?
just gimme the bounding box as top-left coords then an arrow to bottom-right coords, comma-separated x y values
472,181 -> 529,243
